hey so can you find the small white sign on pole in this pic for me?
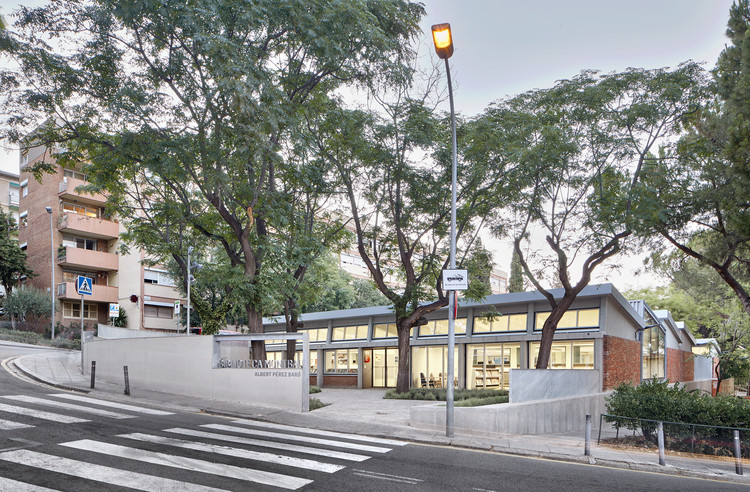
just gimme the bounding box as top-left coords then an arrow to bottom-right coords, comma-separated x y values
174,300 -> 180,315
109,303 -> 120,318
442,269 -> 469,290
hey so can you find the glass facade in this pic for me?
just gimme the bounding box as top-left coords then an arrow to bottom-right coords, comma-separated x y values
373,323 -> 397,339
411,346 -> 458,388
325,349 -> 358,374
467,343 -> 521,390
418,319 -> 466,337
267,350 -> 317,373
473,313 -> 527,333
372,348 -> 398,387
535,309 -> 600,330
331,325 -> 367,341
529,341 -> 595,369
642,325 -> 665,379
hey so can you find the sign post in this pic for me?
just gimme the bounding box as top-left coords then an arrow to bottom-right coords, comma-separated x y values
109,303 -> 120,326
76,276 -> 93,374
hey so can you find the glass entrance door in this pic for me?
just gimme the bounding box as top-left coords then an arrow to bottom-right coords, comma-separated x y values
372,348 -> 398,388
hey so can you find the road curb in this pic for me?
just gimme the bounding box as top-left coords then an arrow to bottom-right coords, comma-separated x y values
10,358 -> 90,394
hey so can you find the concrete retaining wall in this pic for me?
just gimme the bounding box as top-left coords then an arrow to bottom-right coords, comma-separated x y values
97,324 -> 182,339
510,369 -> 601,403
693,355 -> 714,381
84,335 -> 308,412
677,379 -> 713,395
410,392 -> 611,435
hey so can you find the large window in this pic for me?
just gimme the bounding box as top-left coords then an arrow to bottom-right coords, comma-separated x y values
144,268 -> 177,287
535,309 -> 600,330
267,350 -> 317,374
144,304 -> 173,319
418,319 -> 466,337
529,341 -> 595,369
467,343 -> 520,390
301,328 -> 328,343
331,325 -> 367,341
373,323 -> 398,339
411,346 -> 458,389
63,235 -> 97,251
63,302 -> 98,320
325,349 -> 358,374
62,201 -> 99,218
642,325 -> 665,379
473,313 -> 527,333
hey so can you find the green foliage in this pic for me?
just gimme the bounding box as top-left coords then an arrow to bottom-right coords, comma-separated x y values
299,255 -> 388,313
5,287 -> 52,327
384,387 -> 508,405
112,307 -> 127,328
309,397 -> 328,411
0,210 -> 33,295
606,380 -> 750,440
309,386 -> 321,394
508,247 -> 524,293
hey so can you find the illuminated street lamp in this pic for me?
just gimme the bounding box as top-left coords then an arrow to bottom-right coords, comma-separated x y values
46,206 -> 55,339
432,22 -> 457,438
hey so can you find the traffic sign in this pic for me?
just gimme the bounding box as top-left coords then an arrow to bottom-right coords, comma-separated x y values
174,300 -> 180,315
442,269 -> 469,291
109,303 -> 120,318
76,276 -> 93,296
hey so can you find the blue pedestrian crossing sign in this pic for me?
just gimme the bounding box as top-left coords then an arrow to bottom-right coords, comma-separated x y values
76,275 -> 93,296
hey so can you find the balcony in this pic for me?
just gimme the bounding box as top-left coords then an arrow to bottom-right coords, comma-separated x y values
56,282 -> 118,303
58,177 -> 107,206
58,247 -> 118,272
58,212 -> 119,240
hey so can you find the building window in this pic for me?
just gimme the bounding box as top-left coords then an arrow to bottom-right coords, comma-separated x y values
301,328 -> 328,343
331,325 -> 367,341
63,302 -> 98,319
143,268 -> 177,287
62,201 -> 99,218
325,349 -> 358,374
62,270 -> 99,285
267,350 -> 317,373
467,343 -> 521,390
529,341 -> 595,369
473,313 -> 527,333
411,346 -> 458,388
535,309 -> 600,330
20,183 -> 28,198
642,325 -> 665,379
64,169 -> 86,181
144,304 -> 173,319
373,323 -> 398,339
418,319 -> 466,337
63,235 -> 97,251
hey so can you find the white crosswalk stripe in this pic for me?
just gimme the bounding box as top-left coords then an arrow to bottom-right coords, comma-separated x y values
0,449 -> 225,492
202,422 -> 394,453
0,476 -> 58,491
232,419 -> 409,446
1,395 -> 134,419
48,393 -> 174,415
61,439 -> 314,490
0,402 -> 88,424
0,418 -> 33,430
118,432 -> 346,473
164,427 -> 372,461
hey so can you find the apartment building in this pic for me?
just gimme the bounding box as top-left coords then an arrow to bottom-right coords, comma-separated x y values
17,144 -> 184,333
0,169 -> 20,221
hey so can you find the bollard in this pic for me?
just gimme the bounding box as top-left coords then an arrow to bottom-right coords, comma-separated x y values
585,414 -> 591,456
123,365 -> 130,396
90,361 -> 96,389
735,430 -> 743,476
657,421 -> 665,466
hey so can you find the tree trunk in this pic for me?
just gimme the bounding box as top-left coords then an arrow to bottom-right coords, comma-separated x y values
246,306 -> 266,361
536,295 -> 577,369
284,299 -> 301,360
395,320 -> 412,393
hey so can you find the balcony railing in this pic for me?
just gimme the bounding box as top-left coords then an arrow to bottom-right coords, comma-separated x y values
57,246 -> 118,272
58,177 -> 107,205
56,281 -> 118,303
57,212 -> 119,239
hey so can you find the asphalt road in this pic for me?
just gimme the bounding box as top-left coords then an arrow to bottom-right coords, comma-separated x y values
0,343 -> 745,491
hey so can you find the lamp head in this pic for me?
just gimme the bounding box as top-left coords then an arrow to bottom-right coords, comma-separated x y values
45,206 -> 52,214
431,23 -> 454,59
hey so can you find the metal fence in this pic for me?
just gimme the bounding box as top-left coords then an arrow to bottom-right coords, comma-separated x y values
599,413 -> 750,463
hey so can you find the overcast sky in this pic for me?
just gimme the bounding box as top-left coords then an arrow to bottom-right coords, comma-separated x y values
0,0 -> 738,288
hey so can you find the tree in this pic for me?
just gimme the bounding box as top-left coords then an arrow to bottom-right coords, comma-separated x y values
314,68 -> 509,392
0,210 -> 33,297
5,287 -> 51,332
634,1 -> 750,322
471,64 -> 708,369
507,247 -> 524,293
0,0 -> 424,359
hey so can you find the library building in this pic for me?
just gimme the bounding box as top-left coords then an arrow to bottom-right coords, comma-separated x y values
262,284 -> 699,392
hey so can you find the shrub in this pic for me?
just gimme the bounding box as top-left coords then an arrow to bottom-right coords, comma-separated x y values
384,387 -> 509,406
310,385 -> 321,394
309,397 -> 328,410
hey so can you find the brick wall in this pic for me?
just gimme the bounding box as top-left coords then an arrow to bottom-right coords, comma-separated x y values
321,374 -> 357,387
666,348 -> 695,382
602,335 -> 641,390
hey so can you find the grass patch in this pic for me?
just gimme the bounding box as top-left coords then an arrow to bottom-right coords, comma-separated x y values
0,327 -> 80,350
309,397 -> 329,411
310,385 -> 321,394
384,387 -> 508,406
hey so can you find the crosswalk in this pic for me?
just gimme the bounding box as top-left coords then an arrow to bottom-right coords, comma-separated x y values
0,393 -> 407,490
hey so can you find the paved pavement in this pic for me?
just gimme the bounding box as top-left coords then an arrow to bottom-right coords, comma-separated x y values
6,342 -> 750,486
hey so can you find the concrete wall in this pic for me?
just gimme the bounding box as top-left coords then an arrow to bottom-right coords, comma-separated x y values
680,379 -> 713,395
693,354 -> 714,381
84,335 -> 308,411
97,324 -> 181,339
509,369 -> 601,403
410,392 -> 611,435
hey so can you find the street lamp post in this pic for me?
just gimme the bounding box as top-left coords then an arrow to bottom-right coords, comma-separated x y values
45,206 -> 55,340
432,23 -> 457,438
187,246 -> 192,336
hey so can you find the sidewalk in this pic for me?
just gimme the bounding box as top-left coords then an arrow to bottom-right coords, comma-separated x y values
8,344 -> 750,485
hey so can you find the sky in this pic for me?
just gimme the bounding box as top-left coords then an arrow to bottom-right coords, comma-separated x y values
0,0 -> 739,289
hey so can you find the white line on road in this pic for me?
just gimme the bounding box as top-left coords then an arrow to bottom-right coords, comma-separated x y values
2,395 -> 134,419
352,469 -> 424,484
118,432 -> 345,473
165,427 -> 371,462
0,476 -> 57,491
0,449 -> 226,492
0,402 -> 88,424
204,424 -> 393,453
0,418 -> 33,430
61,439 -> 312,490
49,393 -> 173,415
231,419 -> 408,446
